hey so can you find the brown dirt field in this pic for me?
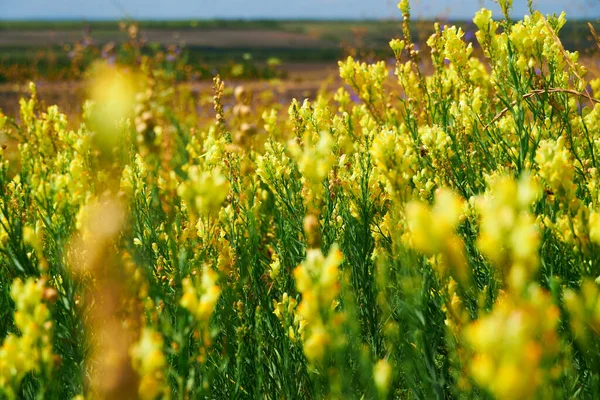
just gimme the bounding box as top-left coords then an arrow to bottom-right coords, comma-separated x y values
3,54 -> 600,120
0,28 -> 337,48
0,62 -> 342,118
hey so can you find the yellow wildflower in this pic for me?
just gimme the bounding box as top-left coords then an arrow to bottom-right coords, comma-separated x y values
181,267 -> 221,324
130,328 -> 167,400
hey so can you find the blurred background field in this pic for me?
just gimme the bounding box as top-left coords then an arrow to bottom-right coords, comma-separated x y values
1,17 -> 600,116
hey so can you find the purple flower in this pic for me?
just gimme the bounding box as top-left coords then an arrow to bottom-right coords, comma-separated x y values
444,58 -> 451,65
464,31 -> 474,41
350,92 -> 361,104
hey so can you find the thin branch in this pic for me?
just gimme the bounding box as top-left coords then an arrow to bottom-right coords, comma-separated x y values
483,88 -> 600,132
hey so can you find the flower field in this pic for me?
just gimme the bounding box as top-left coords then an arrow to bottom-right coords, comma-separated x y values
1,1 -> 600,398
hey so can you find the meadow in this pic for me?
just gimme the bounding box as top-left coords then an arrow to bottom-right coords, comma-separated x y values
1,0 -> 600,398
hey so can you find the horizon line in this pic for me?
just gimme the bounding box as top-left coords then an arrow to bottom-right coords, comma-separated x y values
1,15 -> 599,22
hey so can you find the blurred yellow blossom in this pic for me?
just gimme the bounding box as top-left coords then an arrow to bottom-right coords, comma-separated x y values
476,173 -> 541,289
294,245 -> 344,362
177,167 -> 229,216
181,267 -> 221,325
130,328 -> 167,400
0,279 -> 54,395
465,285 -> 560,399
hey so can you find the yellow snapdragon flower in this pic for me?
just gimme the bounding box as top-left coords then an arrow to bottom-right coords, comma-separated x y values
476,173 -> 541,289
273,293 -> 306,343
0,279 -> 54,395
130,328 -> 167,400
535,136 -> 577,201
294,245 -> 344,362
177,167 -> 229,216
181,267 -> 221,324
406,188 -> 468,281
465,285 -> 559,399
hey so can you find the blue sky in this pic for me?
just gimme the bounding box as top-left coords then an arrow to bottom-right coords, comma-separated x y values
1,0 -> 599,20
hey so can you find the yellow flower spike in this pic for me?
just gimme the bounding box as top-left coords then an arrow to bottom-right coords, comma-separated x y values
269,252 -> 282,280
432,188 -> 464,233
273,293 -> 305,344
397,0 -> 410,14
177,167 -> 229,217
473,9 -> 494,33
294,245 -> 344,363
509,214 -> 539,261
303,325 -> 330,363
180,268 -> 221,325
535,137 -> 576,199
442,26 -> 473,70
406,201 -> 436,253
389,38 -> 405,57
1,278 -> 54,393
465,285 -> 559,399
470,353 -> 494,387
476,174 -> 541,287
407,188 -> 465,253
130,328 -> 166,400
516,173 -> 541,209
293,265 -> 312,294
371,127 -> 416,201
292,131 -> 335,186
319,247 -> 343,290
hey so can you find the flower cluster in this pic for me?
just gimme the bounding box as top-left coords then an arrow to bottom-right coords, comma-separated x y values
130,328 -> 167,400
293,245 -> 344,362
406,188 -> 468,281
475,174 -> 541,289
464,285 -> 560,399
180,267 -> 221,325
0,279 -> 54,397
